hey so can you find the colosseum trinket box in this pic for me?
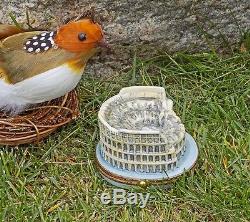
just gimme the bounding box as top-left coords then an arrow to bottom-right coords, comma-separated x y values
96,86 -> 198,188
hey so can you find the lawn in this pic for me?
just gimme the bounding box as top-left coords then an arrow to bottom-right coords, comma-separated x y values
0,52 -> 249,221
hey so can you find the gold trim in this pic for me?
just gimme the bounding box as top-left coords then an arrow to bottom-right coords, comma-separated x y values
95,158 -> 197,188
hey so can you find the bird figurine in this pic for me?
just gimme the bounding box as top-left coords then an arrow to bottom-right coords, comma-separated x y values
0,18 -> 106,114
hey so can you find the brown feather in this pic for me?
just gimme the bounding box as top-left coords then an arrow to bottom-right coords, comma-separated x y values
0,24 -> 23,40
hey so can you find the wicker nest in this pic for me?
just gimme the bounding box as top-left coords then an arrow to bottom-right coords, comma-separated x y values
0,90 -> 79,146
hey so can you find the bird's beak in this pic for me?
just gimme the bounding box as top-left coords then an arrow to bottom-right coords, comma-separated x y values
97,39 -> 110,49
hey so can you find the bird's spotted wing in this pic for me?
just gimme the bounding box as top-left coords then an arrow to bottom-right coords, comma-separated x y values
0,32 -> 79,84
23,31 -> 57,53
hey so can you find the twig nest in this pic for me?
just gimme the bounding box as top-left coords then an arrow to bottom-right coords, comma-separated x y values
0,90 -> 79,146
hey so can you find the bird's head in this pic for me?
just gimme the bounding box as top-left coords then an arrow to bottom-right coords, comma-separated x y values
54,18 -> 106,53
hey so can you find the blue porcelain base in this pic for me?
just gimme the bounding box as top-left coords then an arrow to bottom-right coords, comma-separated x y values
96,133 -> 198,188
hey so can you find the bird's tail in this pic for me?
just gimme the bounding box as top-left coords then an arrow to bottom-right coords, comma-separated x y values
0,24 -> 26,115
0,24 -> 23,40
0,79 -> 28,115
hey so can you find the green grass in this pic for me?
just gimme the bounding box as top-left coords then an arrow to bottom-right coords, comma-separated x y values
0,52 -> 249,221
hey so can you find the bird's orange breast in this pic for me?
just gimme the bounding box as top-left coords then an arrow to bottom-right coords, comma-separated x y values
0,66 -> 11,83
66,58 -> 86,74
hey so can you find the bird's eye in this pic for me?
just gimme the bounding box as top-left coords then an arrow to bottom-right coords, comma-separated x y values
78,33 -> 87,41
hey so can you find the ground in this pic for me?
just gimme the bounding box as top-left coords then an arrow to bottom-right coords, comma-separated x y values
0,52 -> 249,221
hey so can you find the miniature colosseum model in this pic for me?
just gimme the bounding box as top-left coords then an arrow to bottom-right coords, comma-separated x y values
96,86 -> 198,187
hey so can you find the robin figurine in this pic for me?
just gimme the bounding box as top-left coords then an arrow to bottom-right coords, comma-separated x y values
0,18 -> 106,114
